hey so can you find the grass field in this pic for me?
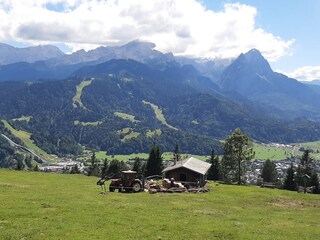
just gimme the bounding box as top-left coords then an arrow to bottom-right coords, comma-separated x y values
12,116 -> 32,122
73,120 -> 102,126
299,141 -> 320,160
114,112 -> 139,123
253,144 -> 293,160
72,79 -> 93,109
1,120 -> 55,162
143,100 -> 178,130
146,129 -> 162,137
0,170 -> 319,240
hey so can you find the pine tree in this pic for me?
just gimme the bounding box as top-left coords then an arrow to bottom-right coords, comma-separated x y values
33,164 -> 39,172
107,159 -> 128,176
301,149 -> 311,166
132,157 -> 143,174
100,158 -> 109,177
146,143 -> 163,176
207,149 -> 221,180
15,153 -> 25,171
173,144 -> 181,165
296,150 -> 313,188
88,151 -> 100,176
283,164 -> 296,191
221,128 -> 255,184
310,172 -> 320,194
16,159 -> 25,170
24,155 -> 33,169
261,159 -> 277,183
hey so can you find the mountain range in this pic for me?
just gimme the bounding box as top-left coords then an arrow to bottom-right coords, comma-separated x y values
0,41 -> 319,155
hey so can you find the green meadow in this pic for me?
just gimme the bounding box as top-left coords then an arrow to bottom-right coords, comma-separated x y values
143,100 -> 178,130
1,120 -> 55,162
0,170 -> 319,240
72,79 -> 93,109
253,144 -> 293,160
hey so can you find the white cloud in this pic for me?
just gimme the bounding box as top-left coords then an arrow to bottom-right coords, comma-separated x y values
0,0 -> 293,60
284,66 -> 320,81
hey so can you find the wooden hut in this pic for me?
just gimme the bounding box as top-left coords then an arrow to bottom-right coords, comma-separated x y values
162,157 -> 211,187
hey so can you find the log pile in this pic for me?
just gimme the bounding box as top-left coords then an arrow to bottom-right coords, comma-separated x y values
146,178 -> 210,194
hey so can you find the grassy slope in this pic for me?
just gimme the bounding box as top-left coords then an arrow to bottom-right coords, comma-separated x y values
74,120 -> 102,126
299,141 -> 320,160
0,170 -> 319,240
114,112 -> 139,123
1,120 -> 54,162
72,79 -> 93,109
143,100 -> 178,130
253,144 -> 293,160
12,116 -> 32,122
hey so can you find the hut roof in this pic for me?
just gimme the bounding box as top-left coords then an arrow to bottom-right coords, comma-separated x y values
163,157 -> 211,175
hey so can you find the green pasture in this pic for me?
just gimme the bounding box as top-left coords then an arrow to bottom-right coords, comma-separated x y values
114,112 -> 140,123
1,120 -> 55,162
0,170 -> 319,240
253,144 -> 293,160
143,100 -> 178,130
298,141 -> 320,160
146,129 -> 162,137
12,116 -> 32,122
72,79 -> 93,109
73,120 -> 102,126
300,141 -> 320,150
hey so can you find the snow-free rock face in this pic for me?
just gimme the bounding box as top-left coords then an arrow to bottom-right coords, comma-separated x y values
219,49 -> 320,119
218,49 -> 274,94
0,43 -> 64,65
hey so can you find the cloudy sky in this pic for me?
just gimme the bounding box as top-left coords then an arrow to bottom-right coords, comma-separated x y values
0,0 -> 319,80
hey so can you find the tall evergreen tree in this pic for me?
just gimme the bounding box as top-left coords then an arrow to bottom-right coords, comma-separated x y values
296,150 -> 313,187
132,157 -> 143,175
15,153 -> 25,171
33,164 -> 39,172
88,151 -> 100,176
301,149 -> 311,166
16,158 -> 25,170
173,144 -> 181,165
24,155 -> 33,169
146,143 -> 163,176
261,159 -> 277,183
310,172 -> 320,194
221,128 -> 255,185
100,158 -> 109,177
207,149 -> 221,180
106,159 -> 128,176
283,164 -> 296,191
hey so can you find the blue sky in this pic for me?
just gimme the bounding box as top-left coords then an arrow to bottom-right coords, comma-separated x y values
0,0 -> 319,80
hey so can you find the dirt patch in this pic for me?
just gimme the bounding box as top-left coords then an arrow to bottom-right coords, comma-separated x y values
268,199 -> 306,208
0,183 -> 30,188
193,209 -> 226,216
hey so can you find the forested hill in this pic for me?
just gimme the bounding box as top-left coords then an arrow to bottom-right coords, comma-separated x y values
0,59 -> 320,156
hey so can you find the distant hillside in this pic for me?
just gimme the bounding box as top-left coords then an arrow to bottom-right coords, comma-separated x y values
0,42 -> 320,156
0,59 -> 320,156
